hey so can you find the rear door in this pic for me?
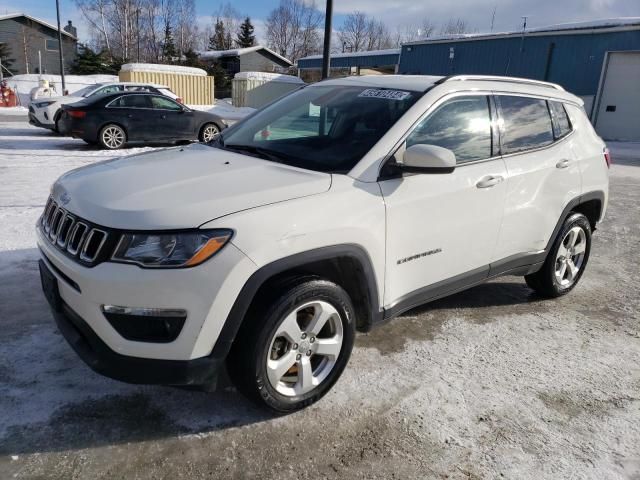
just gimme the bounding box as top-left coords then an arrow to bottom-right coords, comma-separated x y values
492,95 -> 581,262
380,94 -> 508,309
105,94 -> 153,141
149,95 -> 193,139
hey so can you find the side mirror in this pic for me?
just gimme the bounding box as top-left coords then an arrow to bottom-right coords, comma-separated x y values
402,144 -> 456,173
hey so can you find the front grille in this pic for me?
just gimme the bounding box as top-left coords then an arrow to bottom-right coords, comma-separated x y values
40,196 -> 111,266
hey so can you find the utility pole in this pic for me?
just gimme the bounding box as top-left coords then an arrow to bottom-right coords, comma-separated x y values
519,15 -> 528,54
321,0 -> 333,79
55,0 -> 66,93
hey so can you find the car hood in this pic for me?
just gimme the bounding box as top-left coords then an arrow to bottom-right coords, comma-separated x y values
52,143 -> 331,229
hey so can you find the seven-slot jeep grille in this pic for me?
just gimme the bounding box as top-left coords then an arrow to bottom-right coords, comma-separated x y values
40,196 -> 110,266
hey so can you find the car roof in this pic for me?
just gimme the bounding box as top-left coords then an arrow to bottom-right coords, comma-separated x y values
92,82 -> 171,89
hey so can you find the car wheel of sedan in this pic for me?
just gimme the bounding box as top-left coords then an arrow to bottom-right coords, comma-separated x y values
229,277 -> 356,413
99,124 -> 127,150
199,123 -> 220,143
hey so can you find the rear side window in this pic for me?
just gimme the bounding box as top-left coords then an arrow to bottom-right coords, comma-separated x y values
497,96 -> 554,154
407,96 -> 492,164
109,95 -> 151,108
549,101 -> 572,139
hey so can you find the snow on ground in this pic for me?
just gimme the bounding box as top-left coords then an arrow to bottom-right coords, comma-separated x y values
0,106 -> 28,116
0,122 -> 639,478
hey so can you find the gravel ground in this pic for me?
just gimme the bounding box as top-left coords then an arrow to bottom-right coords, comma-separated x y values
0,123 -> 639,479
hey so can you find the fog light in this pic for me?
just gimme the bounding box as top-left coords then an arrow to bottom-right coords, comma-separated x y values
101,305 -> 187,343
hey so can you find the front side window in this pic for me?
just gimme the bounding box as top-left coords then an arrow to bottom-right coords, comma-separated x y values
150,96 -> 183,111
219,85 -> 422,173
549,101 -> 572,139
498,96 -> 554,154
406,96 -> 492,164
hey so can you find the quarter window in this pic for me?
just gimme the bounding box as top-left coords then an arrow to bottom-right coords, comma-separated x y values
406,96 -> 492,164
498,96 -> 554,154
549,101 -> 572,139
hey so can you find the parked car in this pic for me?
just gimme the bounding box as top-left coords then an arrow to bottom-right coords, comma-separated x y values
37,75 -> 609,412
28,82 -> 180,132
57,92 -> 226,149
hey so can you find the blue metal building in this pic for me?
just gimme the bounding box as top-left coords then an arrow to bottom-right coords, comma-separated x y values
398,19 -> 640,109
297,49 -> 400,72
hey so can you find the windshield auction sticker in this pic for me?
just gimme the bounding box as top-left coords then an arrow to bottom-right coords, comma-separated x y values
358,89 -> 411,100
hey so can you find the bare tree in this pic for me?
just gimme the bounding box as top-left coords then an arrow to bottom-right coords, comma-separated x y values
265,0 -> 322,61
393,19 -> 436,45
338,12 -> 393,52
440,18 -> 470,36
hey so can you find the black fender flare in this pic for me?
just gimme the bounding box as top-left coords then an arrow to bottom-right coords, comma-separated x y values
210,244 -> 382,360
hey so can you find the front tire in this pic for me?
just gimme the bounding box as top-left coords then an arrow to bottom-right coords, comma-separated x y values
525,212 -> 592,297
98,124 -> 126,150
199,123 -> 220,143
229,277 -> 356,413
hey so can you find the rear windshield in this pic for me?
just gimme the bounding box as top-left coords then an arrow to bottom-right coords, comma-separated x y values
218,85 -> 422,173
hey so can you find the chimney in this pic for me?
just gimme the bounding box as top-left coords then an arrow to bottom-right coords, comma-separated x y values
63,20 -> 77,38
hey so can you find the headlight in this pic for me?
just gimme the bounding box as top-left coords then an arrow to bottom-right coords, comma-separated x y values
111,229 -> 233,268
33,100 -> 56,108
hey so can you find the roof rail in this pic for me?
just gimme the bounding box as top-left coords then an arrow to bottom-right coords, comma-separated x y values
442,75 -> 565,91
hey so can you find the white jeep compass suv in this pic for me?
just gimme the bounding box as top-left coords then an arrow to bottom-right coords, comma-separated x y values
37,75 -> 610,412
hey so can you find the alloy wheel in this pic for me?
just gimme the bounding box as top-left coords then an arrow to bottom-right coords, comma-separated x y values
102,126 -> 125,149
202,124 -> 219,143
554,226 -> 587,286
266,300 -> 344,397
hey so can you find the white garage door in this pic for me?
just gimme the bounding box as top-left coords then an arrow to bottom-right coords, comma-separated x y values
594,52 -> 640,141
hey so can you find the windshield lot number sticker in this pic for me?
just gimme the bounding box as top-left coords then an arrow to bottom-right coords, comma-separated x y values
359,89 -> 411,100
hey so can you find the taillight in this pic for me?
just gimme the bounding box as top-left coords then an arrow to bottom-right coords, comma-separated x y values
604,147 -> 612,168
67,110 -> 86,119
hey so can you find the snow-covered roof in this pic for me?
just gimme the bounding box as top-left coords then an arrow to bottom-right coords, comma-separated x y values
234,71 -> 303,84
298,48 -> 400,62
120,63 -> 207,76
404,17 -> 640,46
198,46 -> 293,66
0,12 -> 77,39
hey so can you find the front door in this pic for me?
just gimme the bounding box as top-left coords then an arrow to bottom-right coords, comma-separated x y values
380,94 -> 507,309
149,95 -> 193,140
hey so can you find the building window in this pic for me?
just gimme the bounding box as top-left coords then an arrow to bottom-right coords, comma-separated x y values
45,39 -> 59,51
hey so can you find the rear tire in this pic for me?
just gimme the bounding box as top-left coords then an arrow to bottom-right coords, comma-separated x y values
228,277 -> 356,413
98,124 -> 126,150
199,123 -> 220,143
525,212 -> 592,298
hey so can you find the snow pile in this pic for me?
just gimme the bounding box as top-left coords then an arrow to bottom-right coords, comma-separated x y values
121,63 -> 207,76
189,99 -> 255,122
5,74 -> 118,106
234,71 -> 303,84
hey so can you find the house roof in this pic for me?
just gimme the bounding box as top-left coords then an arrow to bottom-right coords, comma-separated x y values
0,12 -> 77,39
298,48 -> 400,62
403,17 -> 640,46
198,45 -> 293,67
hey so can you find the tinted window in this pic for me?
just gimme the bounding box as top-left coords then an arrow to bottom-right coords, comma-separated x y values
110,95 -> 151,108
550,101 -> 572,138
407,96 -> 492,163
498,96 -> 554,154
151,96 -> 182,111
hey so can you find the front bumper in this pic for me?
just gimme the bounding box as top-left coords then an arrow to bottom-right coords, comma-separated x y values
29,112 -> 55,130
50,290 -> 223,386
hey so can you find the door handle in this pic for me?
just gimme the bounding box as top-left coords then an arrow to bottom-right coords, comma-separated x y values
127,114 -> 133,118
161,114 -> 166,119
556,159 -> 570,169
476,175 -> 504,189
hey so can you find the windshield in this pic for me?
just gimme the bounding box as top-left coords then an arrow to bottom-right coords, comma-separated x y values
218,84 -> 422,173
73,84 -> 103,97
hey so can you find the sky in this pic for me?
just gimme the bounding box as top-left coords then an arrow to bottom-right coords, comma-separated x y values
1,0 -> 639,46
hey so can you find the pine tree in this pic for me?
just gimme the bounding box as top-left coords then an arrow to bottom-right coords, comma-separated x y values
208,18 -> 229,51
0,42 -> 16,75
236,17 -> 255,48
163,23 -> 177,61
70,44 -> 114,74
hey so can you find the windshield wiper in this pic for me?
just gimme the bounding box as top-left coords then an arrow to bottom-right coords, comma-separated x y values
224,144 -> 290,164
